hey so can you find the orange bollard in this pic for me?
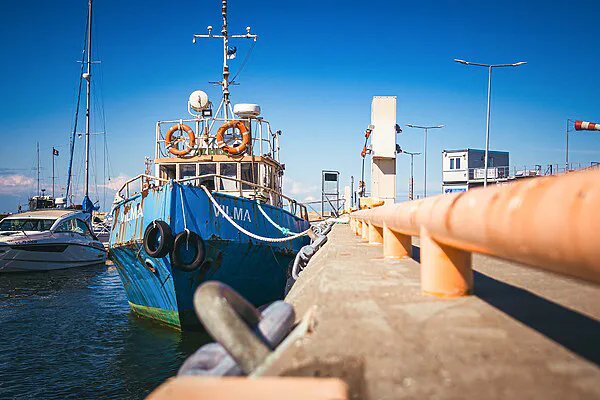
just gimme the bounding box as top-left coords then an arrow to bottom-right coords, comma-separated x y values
147,377 -> 349,400
355,220 -> 362,237
420,226 -> 472,297
361,220 -> 369,241
368,223 -> 383,245
383,223 -> 411,259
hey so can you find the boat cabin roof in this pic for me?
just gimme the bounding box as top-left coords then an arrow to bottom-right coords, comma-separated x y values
154,154 -> 282,168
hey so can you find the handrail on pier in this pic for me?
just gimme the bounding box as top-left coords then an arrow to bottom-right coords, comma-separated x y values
349,168 -> 600,297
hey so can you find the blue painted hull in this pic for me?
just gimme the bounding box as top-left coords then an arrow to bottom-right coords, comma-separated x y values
108,182 -> 310,330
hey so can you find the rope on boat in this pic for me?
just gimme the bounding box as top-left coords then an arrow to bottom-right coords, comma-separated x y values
200,185 -> 311,243
255,199 -> 299,236
179,185 -> 190,238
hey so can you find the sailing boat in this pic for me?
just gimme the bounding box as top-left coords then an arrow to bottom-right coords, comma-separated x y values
109,0 -> 311,330
0,0 -> 107,272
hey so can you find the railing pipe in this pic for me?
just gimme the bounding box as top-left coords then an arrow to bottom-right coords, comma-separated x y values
351,168 -> 600,295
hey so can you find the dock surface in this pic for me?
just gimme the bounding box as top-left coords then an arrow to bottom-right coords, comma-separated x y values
281,224 -> 600,399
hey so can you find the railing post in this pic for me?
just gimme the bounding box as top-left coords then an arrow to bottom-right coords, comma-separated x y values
361,220 -> 369,241
368,223 -> 383,245
383,223 -> 411,259
420,226 -> 472,297
355,220 -> 362,236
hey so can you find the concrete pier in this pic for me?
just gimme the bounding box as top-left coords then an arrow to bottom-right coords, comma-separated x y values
279,224 -> 600,399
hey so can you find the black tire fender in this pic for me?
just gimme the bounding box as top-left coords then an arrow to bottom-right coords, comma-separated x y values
172,230 -> 205,272
143,220 -> 173,258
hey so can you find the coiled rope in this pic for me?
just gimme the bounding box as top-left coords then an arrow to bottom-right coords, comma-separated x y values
200,186 -> 311,243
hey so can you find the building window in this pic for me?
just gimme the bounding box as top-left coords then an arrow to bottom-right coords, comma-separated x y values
449,157 -> 461,170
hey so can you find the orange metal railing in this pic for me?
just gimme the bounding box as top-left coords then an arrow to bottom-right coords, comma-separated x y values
349,168 -> 600,297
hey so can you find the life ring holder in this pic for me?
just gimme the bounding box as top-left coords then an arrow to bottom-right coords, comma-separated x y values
165,123 -> 196,156
215,120 -> 251,155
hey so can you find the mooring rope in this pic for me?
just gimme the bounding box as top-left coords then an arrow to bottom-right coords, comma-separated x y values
256,199 -> 299,236
200,185 -> 311,243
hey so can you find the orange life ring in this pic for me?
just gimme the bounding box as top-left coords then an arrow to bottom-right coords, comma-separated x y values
165,124 -> 196,156
216,120 -> 250,155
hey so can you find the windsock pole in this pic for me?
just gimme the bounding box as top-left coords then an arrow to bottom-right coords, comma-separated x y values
567,119 -> 600,171
566,119 -> 570,171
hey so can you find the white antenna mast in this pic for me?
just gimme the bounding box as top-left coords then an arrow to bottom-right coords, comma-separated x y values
192,0 -> 257,120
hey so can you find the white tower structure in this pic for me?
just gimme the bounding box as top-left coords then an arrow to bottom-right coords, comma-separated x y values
370,96 -> 397,204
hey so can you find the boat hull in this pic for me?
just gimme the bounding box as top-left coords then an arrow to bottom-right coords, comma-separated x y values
0,242 -> 107,272
109,183 -> 309,330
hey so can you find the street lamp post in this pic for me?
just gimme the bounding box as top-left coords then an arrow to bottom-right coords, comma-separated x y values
399,150 -> 420,200
454,59 -> 526,187
406,124 -> 444,197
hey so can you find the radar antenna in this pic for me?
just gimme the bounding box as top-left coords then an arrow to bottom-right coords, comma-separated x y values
192,0 -> 257,120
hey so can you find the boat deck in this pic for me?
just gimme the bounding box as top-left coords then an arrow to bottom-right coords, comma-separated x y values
278,224 -> 600,399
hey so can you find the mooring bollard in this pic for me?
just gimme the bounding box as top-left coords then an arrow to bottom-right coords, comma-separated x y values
361,220 -> 369,241
383,223 -> 412,259
368,223 -> 383,245
419,226 -> 472,297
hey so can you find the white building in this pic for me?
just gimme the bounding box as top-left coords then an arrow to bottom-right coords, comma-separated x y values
442,149 -> 509,193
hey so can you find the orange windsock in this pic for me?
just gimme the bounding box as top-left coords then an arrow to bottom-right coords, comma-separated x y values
575,120 -> 600,131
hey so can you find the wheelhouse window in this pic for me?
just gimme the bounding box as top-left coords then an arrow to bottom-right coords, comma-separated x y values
260,164 -> 273,189
179,164 -> 197,183
241,163 -> 258,190
199,163 -> 216,191
159,164 -> 176,180
219,163 -> 238,191
0,218 -> 54,232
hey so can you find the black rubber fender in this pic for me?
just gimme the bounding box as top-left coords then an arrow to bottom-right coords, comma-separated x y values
143,220 -> 173,258
171,230 -> 205,272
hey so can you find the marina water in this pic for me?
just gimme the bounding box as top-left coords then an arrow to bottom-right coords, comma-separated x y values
0,263 -> 210,399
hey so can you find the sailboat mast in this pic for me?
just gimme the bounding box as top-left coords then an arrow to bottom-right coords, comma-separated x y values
83,0 -> 92,202
37,142 -> 40,196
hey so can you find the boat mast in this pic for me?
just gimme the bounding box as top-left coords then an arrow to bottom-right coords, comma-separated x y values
192,0 -> 257,119
83,0 -> 93,211
221,0 -> 230,119
37,142 -> 40,196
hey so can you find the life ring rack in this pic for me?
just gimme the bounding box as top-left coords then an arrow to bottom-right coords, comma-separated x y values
216,120 -> 251,155
165,123 -> 196,156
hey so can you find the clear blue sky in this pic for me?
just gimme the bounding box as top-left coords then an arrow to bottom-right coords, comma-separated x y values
1,0 -> 599,212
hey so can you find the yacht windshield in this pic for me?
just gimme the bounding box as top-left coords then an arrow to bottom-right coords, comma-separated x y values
0,219 -> 55,232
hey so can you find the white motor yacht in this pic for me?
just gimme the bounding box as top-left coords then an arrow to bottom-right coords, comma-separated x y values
0,209 -> 107,272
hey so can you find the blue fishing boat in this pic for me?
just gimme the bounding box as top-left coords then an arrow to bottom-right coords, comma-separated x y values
108,0 -> 310,330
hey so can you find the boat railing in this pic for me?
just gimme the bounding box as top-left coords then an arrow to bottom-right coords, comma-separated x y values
155,117 -> 280,161
115,173 -> 308,221
350,167 -> 600,297
177,174 -> 308,220
115,174 -> 170,200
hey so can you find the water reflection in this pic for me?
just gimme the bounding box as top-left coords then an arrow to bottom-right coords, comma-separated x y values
0,265 -> 210,399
